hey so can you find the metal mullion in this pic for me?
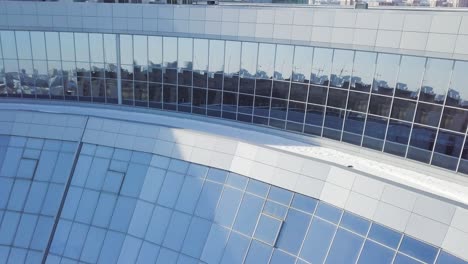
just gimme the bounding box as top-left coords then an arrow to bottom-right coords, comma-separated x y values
250,42 -> 260,123
339,51 -> 356,142
320,49 -> 334,138
116,34 -> 122,105
219,40 -> 226,117
429,60 -> 455,165
235,41 -> 243,121
13,31 -> 22,98
175,37 -> 179,112
321,209 -> 344,264
190,38 -> 194,114
382,54 -> 402,153
353,221 -> 373,264
455,119 -> 468,173
404,57 -> 429,159
132,35 -> 136,106
26,31 -> 37,100
0,32 -> 5,98
266,44 -> 277,128
299,47 -> 314,134
359,53 -> 379,147
284,46 -> 296,131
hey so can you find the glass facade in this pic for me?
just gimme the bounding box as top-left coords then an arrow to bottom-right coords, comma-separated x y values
0,135 -> 465,264
1,30 -> 468,174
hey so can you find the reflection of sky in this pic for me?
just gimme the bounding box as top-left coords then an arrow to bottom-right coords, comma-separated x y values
163,37 -> 177,68
374,53 -> 399,89
133,35 -> 147,65
209,40 -> 224,72
193,39 -> 208,71
274,45 -> 293,80
257,43 -> 275,78
397,56 -> 425,92
75,33 -> 90,62
422,58 -> 452,96
240,42 -> 257,76
292,46 -> 313,81
178,38 -> 192,70
224,41 -> 241,75
312,48 -> 332,79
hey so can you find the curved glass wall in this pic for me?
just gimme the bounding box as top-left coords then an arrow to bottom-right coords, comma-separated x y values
0,136 -> 466,264
1,30 -> 468,175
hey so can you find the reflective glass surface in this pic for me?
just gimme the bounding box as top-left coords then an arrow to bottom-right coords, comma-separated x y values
2,30 -> 468,174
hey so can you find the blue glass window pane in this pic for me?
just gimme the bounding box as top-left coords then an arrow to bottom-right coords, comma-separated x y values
63,222 -> 89,259
128,200 -> 154,238
138,167 -> 166,202
120,164 -> 148,198
168,159 -> 189,174
436,251 -> 466,264
156,248 -> 178,264
117,236 -> 142,264
268,186 -> 293,205
163,211 -> 192,251
50,220 -> 72,255
71,155 -> 92,187
92,193 -> 117,228
102,171 -> 124,194
1,147 -> 23,177
0,211 -> 21,245
207,168 -> 228,183
315,202 -> 342,223
368,223 -> 401,249
263,201 -> 288,220
300,217 -> 337,264
17,159 -> 37,179
194,181 -> 223,220
270,249 -> 296,264
233,194 -> 264,236
325,228 -> 364,264
145,206 -> 172,244
0,178 -> 13,209
399,236 -> 438,264
131,152 -> 152,165
187,164 -> 208,178
51,152 -> 74,183
8,248 -> 27,263
98,231 -> 125,264
291,194 -> 318,213
109,196 -> 137,232
340,212 -> 371,236
26,251 -> 42,263
84,157 -> 110,190
157,171 -> 185,208
276,209 -> 311,255
74,189 -> 99,224
80,226 -> 106,264
31,216 -> 54,251
394,253 -> 422,264
220,232 -> 250,264
175,177 -> 204,214
214,187 -> 243,228
0,246 -> 9,264
113,149 -> 132,162
24,181 -> 48,214
357,240 -> 395,264
177,255 -> 198,264
226,173 -> 248,190
41,183 -> 64,216
7,180 -> 31,211
109,160 -> 128,173
245,240 -> 272,264
13,214 -> 38,248
136,242 -> 160,264
182,217 -> 212,259
253,214 -> 282,246
246,179 -> 269,197
200,224 -> 230,264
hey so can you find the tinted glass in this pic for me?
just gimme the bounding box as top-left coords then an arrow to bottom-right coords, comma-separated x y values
163,37 -> 177,68
133,35 -> 148,66
446,60 -> 468,108
330,49 -> 354,89
274,45 -> 293,81
60,32 -> 75,62
311,48 -> 332,86
420,58 -> 452,104
395,56 -> 425,100
30,31 -> 47,61
148,36 -> 163,66
240,42 -> 257,78
373,53 -> 400,95
74,33 -> 89,62
432,131 -> 464,171
292,46 -> 313,83
257,43 -> 275,79
224,41 -> 240,76
351,51 -> 376,92
209,40 -> 224,73
16,31 -> 32,60
45,32 -> 61,61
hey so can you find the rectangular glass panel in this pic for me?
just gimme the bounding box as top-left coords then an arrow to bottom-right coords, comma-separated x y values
325,228 -> 364,264
311,47 -> 332,86
104,34 -> 117,64
163,37 -> 177,68
1,31 -> 17,59
292,46 -> 313,83
330,49 -> 354,89
373,53 -> 400,96
120,35 -> 133,65
241,42 -> 258,78
274,44 -> 293,81
209,40 -> 224,74
384,120 -> 411,157
30,31 -> 47,61
89,33 -> 104,63
74,33 -> 89,62
256,43 -> 275,79
133,35 -> 148,66
446,60 -> 468,108
420,58 -> 452,104
432,131 -> 463,171
395,56 -> 425,100
16,31 -> 32,60
178,38 -> 193,70
300,217 -> 336,264
60,32 -> 75,62
149,36 -> 163,67
351,51 -> 376,92
46,32 -> 61,61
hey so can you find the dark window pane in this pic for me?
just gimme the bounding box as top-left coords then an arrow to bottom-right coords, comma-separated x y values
208,73 -> 223,90
290,83 -> 308,102
308,85 -> 327,105
363,115 -> 387,151
330,49 -> 353,89
432,131 -> 464,171
207,90 -> 222,114
149,82 -> 162,108
325,228 -> 364,264
324,107 -> 345,131
256,79 -> 272,97
395,56 -> 425,100
148,66 -> 162,83
272,81 -> 290,99
163,84 -> 177,110
292,46 -> 313,83
399,236 -> 438,264
193,71 -> 207,88
254,96 -> 270,117
163,68 -> 177,85
357,241 -> 394,264
368,95 -> 392,117
391,98 -> 416,122
327,88 -> 348,108
178,85 -> 191,112
134,81 -> 148,106
134,65 -> 147,82
238,94 -> 253,114
440,107 -> 468,133
287,101 -> 306,123
120,64 -> 134,80
351,51 -> 376,92
343,111 -> 365,145
222,92 -> 238,112
270,99 -> 288,120
311,48 -> 332,86
407,125 -> 436,163
78,77 -> 91,98
446,61 -> 468,108
121,80 -> 133,104
385,120 -> 411,157
105,79 -> 118,103
91,78 -> 106,101
224,74 -> 239,93
240,78 -> 255,95
90,63 -> 104,78
178,69 -> 192,86
305,104 -> 324,126
414,102 -> 442,127
192,88 -> 207,114
373,53 -> 400,96
347,92 -> 369,113
420,58 -> 452,104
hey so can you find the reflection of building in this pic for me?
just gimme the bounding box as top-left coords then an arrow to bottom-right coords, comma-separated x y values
1,2 -> 468,264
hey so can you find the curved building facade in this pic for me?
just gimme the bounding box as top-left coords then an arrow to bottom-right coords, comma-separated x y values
1,2 -> 468,264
